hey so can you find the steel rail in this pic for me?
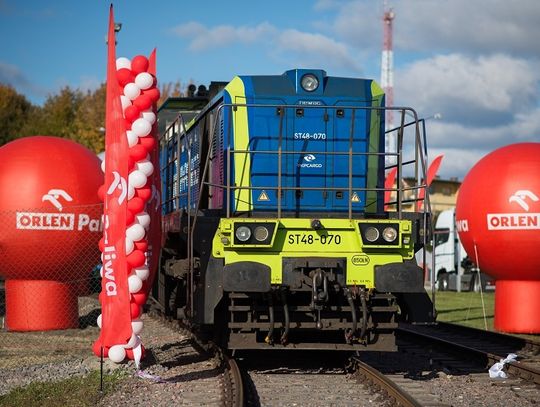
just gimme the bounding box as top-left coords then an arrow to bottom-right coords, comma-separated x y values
351,356 -> 422,407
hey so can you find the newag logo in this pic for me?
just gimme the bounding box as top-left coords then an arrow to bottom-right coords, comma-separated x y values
487,190 -> 540,230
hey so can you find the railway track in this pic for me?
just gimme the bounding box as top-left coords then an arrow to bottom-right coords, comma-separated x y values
398,321 -> 540,385
141,309 -> 539,406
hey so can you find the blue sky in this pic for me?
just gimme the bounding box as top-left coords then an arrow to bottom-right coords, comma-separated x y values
1,0 -> 539,179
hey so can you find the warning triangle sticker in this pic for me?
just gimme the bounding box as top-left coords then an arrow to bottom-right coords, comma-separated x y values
351,192 -> 360,203
258,190 -> 270,201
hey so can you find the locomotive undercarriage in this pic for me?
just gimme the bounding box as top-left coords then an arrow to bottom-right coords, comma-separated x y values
159,251 -> 399,351
225,288 -> 398,351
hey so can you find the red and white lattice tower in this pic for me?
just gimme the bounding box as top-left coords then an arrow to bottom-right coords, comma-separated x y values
381,0 -> 395,164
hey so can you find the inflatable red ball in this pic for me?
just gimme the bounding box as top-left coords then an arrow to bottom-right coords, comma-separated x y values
131,55 -> 149,74
456,142 -> 540,333
0,136 -> 103,330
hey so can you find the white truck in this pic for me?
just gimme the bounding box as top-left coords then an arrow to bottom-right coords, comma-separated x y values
433,208 -> 494,291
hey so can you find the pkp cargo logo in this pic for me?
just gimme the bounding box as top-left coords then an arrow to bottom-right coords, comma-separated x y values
487,189 -> 540,230
298,154 -> 322,168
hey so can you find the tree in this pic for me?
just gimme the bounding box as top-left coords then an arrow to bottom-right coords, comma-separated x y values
73,84 -> 106,153
0,84 -> 35,146
24,86 -> 84,140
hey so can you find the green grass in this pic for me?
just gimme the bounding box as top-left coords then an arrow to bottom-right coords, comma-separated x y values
0,369 -> 128,407
434,291 -> 495,330
433,291 -> 539,340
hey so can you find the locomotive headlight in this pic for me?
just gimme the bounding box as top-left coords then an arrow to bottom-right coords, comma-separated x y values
301,74 -> 319,92
254,226 -> 270,242
364,226 -> 379,242
235,226 -> 252,242
382,227 -> 398,242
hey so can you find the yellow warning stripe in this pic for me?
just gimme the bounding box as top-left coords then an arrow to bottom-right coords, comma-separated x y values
225,77 -> 252,212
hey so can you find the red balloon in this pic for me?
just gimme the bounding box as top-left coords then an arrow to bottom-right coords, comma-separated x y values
97,184 -> 106,201
131,290 -> 148,305
98,290 -> 105,304
129,144 -> 148,161
127,197 -> 145,214
124,105 -> 141,123
456,143 -> 540,280
130,302 -> 142,318
134,239 -> 148,252
135,185 -> 152,201
143,88 -> 160,103
125,344 -> 145,360
117,68 -> 135,87
127,249 -> 146,269
138,136 -> 155,151
133,94 -> 152,111
0,137 -> 103,282
456,142 -> 540,333
131,55 -> 149,74
98,237 -> 105,252
126,210 -> 135,226
92,341 -> 109,358
125,118 -> 132,130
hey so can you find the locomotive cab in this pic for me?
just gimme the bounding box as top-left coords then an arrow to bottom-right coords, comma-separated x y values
155,69 -> 434,350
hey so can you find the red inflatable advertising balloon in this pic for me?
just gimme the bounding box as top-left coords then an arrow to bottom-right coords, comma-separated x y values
0,136 -> 103,331
456,143 -> 540,333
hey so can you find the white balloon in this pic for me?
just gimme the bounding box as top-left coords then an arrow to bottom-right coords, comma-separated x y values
116,57 -> 131,70
97,314 -> 102,328
135,72 -> 154,90
128,274 -> 143,293
129,170 -> 147,189
127,185 -> 136,200
126,130 -> 139,148
120,95 -> 132,111
135,160 -> 154,177
126,223 -> 146,241
108,345 -> 126,363
124,83 -> 141,100
132,118 -> 152,137
123,333 -> 140,349
131,319 -> 144,335
133,265 -> 150,281
125,238 -> 134,255
99,265 -> 103,278
136,212 -> 151,230
141,110 -> 156,125
100,158 -> 106,173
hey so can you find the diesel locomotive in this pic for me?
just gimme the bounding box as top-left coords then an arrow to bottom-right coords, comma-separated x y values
154,69 -> 434,351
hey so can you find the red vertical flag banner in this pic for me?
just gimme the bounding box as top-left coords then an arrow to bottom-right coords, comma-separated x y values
95,5 -> 133,354
146,49 -> 162,289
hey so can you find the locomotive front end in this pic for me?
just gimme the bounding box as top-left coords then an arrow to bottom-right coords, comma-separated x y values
157,69 -> 433,351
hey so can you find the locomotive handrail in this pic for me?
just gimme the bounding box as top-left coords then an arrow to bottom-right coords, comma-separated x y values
159,111 -> 196,314
167,102 -> 430,222
160,101 -> 433,310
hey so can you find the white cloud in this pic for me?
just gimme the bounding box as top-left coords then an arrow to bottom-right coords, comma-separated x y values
276,29 -> 360,71
329,0 -> 540,57
170,21 -> 360,72
421,107 -> 540,179
395,0 -> 540,56
396,54 -> 539,127
171,21 -> 276,51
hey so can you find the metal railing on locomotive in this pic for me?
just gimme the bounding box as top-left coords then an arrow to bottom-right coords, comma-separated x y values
161,104 -> 432,315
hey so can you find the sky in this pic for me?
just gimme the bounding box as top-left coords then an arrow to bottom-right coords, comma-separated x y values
1,0 -> 539,180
